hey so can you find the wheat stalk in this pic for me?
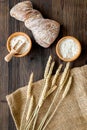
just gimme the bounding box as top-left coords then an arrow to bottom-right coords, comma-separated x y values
26,95 -> 34,121
32,113 -> 38,130
20,73 -> 34,130
44,56 -> 52,79
42,76 -> 72,130
37,62 -> 70,130
26,106 -> 40,130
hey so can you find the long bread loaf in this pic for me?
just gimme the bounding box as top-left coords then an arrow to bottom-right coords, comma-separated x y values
10,1 -> 60,48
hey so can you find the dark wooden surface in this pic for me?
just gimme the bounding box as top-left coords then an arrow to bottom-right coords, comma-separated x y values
0,0 -> 87,129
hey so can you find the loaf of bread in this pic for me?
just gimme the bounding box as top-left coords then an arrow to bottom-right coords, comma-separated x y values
10,1 -> 60,48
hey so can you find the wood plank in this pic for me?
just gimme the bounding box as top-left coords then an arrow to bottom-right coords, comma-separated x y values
0,1 -> 9,130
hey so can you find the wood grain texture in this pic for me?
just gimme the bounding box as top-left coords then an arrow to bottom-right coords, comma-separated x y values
0,0 -> 87,130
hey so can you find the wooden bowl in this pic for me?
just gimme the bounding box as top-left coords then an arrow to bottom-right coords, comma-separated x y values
56,36 -> 81,62
6,32 -> 32,57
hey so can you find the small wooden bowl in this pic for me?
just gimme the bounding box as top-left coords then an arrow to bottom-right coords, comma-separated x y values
56,36 -> 81,62
7,32 -> 32,57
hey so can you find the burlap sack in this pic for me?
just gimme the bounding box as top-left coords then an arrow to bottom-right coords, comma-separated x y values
6,65 -> 87,130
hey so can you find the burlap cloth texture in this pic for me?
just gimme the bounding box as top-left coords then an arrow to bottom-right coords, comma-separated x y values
6,65 -> 87,130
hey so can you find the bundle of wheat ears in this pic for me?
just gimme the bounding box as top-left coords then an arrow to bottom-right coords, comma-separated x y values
20,56 -> 72,130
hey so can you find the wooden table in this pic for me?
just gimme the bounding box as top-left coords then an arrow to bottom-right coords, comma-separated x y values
0,0 -> 87,129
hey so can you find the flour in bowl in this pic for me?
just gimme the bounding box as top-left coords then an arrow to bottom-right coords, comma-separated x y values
10,35 -> 30,54
59,39 -> 79,59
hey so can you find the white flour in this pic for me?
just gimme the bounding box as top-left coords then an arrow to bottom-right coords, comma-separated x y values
59,39 -> 78,59
10,35 -> 30,54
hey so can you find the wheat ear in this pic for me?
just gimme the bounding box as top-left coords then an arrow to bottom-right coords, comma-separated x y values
51,64 -> 62,87
20,73 -> 33,130
59,62 -> 70,86
44,55 -> 52,79
42,76 -> 72,130
37,62 -> 70,130
45,64 -> 62,98
38,62 -> 55,108
27,72 -> 34,98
